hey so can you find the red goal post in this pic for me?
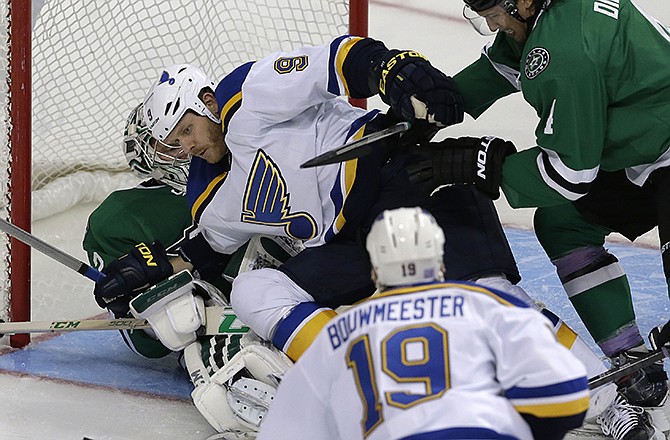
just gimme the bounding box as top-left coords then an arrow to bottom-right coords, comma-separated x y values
4,0 -> 368,348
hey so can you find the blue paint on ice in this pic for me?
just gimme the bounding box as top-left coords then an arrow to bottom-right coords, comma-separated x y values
0,328 -> 193,399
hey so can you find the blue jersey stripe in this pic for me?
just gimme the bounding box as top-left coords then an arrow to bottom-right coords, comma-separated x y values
400,427 -> 519,440
272,302 -> 323,349
327,35 -> 350,95
215,61 -> 253,112
505,377 -> 589,399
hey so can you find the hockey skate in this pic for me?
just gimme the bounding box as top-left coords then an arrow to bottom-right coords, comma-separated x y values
612,349 -> 669,408
595,393 -> 664,440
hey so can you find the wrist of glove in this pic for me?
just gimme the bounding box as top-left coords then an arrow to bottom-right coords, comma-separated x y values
93,241 -> 173,316
373,49 -> 464,128
407,136 -> 517,199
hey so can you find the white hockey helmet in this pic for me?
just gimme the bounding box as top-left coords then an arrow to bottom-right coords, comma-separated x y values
142,64 -> 220,141
366,207 -> 445,288
123,103 -> 190,194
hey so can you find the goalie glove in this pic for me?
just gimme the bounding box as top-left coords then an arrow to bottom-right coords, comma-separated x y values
130,270 -> 205,351
94,241 -> 173,317
408,136 -> 517,199
184,332 -> 293,436
372,49 -> 463,128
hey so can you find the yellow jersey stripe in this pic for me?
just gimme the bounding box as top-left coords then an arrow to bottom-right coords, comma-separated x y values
333,125 -> 365,231
515,396 -> 590,418
285,309 -> 338,361
335,37 -> 363,97
555,322 -> 578,349
220,91 -> 242,134
191,171 -> 228,220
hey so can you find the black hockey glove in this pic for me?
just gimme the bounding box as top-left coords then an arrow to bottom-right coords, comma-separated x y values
373,50 -> 463,128
93,241 -> 173,317
649,320 -> 670,350
407,136 -> 517,199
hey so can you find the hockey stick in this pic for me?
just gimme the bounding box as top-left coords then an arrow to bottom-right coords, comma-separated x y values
0,217 -> 105,283
300,121 -> 410,168
0,305 -> 250,337
588,346 -> 670,389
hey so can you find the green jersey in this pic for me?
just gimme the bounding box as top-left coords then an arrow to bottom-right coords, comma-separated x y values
83,180 -> 192,358
83,180 -> 298,358
83,181 -> 192,267
454,0 -> 670,208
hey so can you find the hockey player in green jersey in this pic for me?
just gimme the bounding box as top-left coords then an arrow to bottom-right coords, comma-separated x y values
405,0 -> 670,438
84,104 -> 298,438
83,103 -> 193,357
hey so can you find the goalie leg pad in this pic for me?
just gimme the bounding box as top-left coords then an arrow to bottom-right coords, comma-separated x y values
227,377 -> 276,427
184,333 -> 293,435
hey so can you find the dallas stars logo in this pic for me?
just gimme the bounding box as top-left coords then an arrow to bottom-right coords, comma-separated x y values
525,47 -> 550,80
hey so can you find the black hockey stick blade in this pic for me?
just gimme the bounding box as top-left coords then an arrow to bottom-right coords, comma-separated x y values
300,121 -> 410,168
588,346 -> 669,389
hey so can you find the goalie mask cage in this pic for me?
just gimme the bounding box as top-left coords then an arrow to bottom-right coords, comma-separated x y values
2,0 -> 368,347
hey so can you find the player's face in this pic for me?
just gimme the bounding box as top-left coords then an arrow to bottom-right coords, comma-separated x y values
475,4 -> 530,43
163,112 -> 228,164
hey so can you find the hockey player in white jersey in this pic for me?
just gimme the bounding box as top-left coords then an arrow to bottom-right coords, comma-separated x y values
91,36 -> 652,438
257,207 -> 590,440
95,35 -> 529,364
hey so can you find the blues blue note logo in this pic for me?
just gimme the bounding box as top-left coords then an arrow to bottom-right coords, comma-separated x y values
158,70 -> 176,85
242,150 -> 317,240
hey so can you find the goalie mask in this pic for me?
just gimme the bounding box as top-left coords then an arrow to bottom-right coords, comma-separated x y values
366,207 -> 445,288
143,64 -> 220,142
123,103 -> 189,194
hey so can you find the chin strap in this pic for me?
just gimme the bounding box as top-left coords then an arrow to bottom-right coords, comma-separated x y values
500,0 -> 527,23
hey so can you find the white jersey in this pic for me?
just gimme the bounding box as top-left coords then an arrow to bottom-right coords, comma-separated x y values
189,35 -> 380,254
257,282 -> 589,440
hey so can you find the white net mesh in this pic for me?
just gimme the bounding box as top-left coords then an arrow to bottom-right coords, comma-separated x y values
32,0 -> 350,195
0,0 -> 353,323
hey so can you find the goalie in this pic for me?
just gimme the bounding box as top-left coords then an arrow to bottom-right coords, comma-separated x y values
83,104 -> 297,438
128,270 -> 293,439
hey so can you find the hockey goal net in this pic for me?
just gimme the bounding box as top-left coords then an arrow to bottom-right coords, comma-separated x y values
1,0 -> 368,347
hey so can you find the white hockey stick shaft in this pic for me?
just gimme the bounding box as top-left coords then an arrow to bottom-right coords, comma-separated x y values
0,306 -> 250,337
0,217 -> 105,282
